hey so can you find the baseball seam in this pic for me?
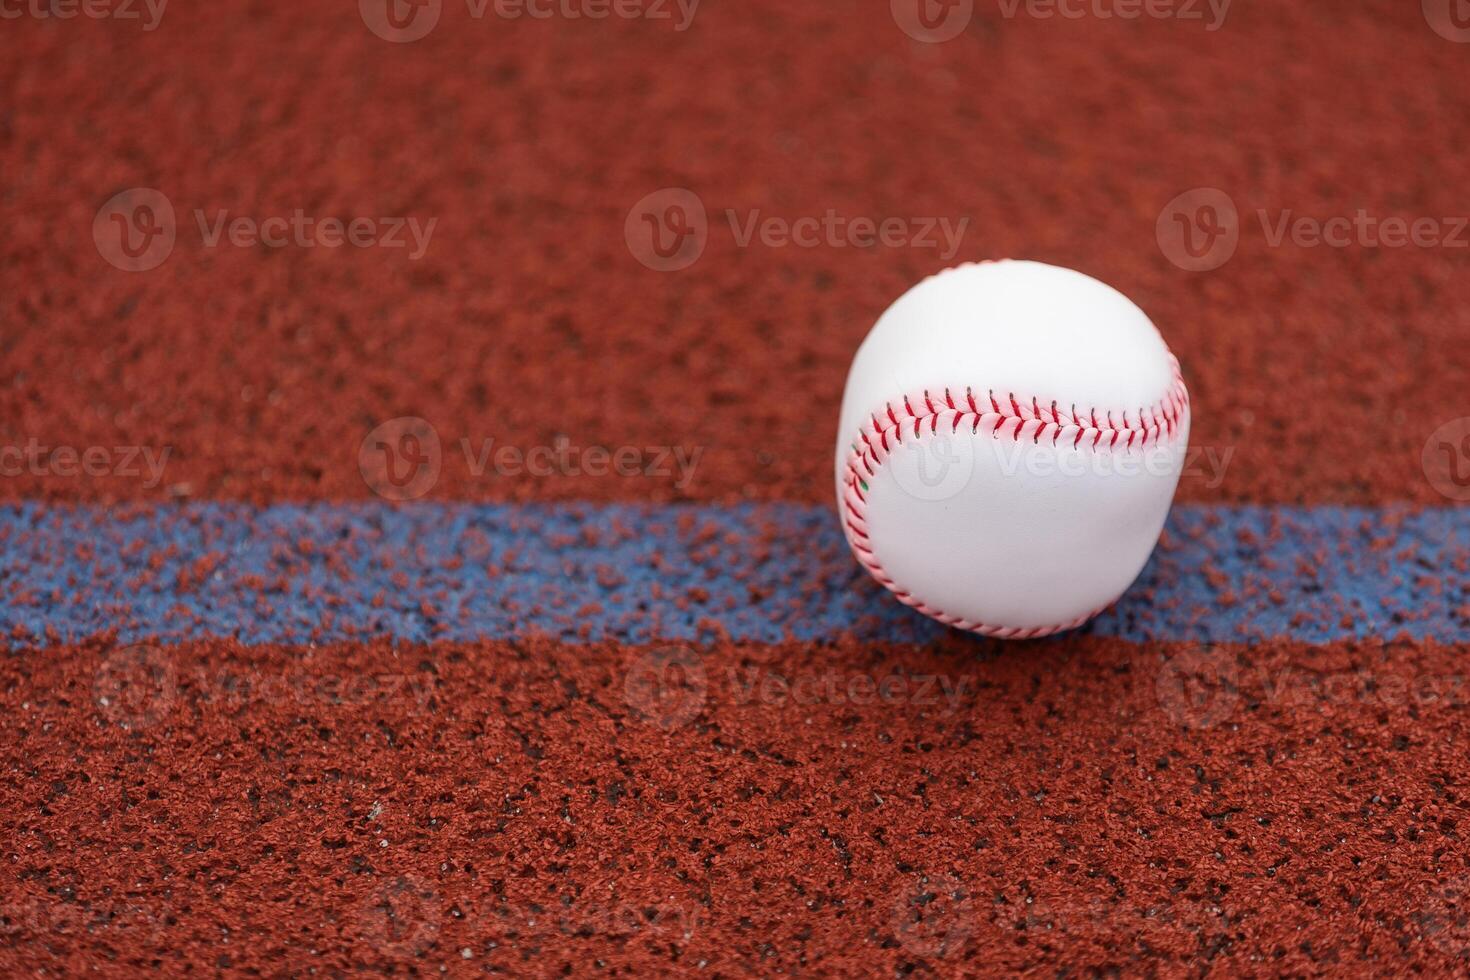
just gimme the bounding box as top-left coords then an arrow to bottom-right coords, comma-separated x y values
841,354 -> 1190,639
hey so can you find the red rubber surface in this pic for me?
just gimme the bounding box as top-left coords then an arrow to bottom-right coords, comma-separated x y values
4,1 -> 1470,976
6,635 -> 1470,975
2,1 -> 1468,506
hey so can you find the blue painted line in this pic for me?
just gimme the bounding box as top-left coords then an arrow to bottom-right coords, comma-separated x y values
0,503 -> 1466,645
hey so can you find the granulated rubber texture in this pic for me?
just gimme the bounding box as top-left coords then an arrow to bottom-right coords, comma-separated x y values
5,634 -> 1470,975
1,0 -> 1467,506
4,0 -> 1470,976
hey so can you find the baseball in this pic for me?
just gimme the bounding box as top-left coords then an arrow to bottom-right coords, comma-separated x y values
835,260 -> 1191,638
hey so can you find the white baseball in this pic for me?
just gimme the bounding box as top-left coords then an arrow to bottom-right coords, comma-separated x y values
835,260 -> 1190,638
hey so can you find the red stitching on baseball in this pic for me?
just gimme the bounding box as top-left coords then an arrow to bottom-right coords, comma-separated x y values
842,354 -> 1190,639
